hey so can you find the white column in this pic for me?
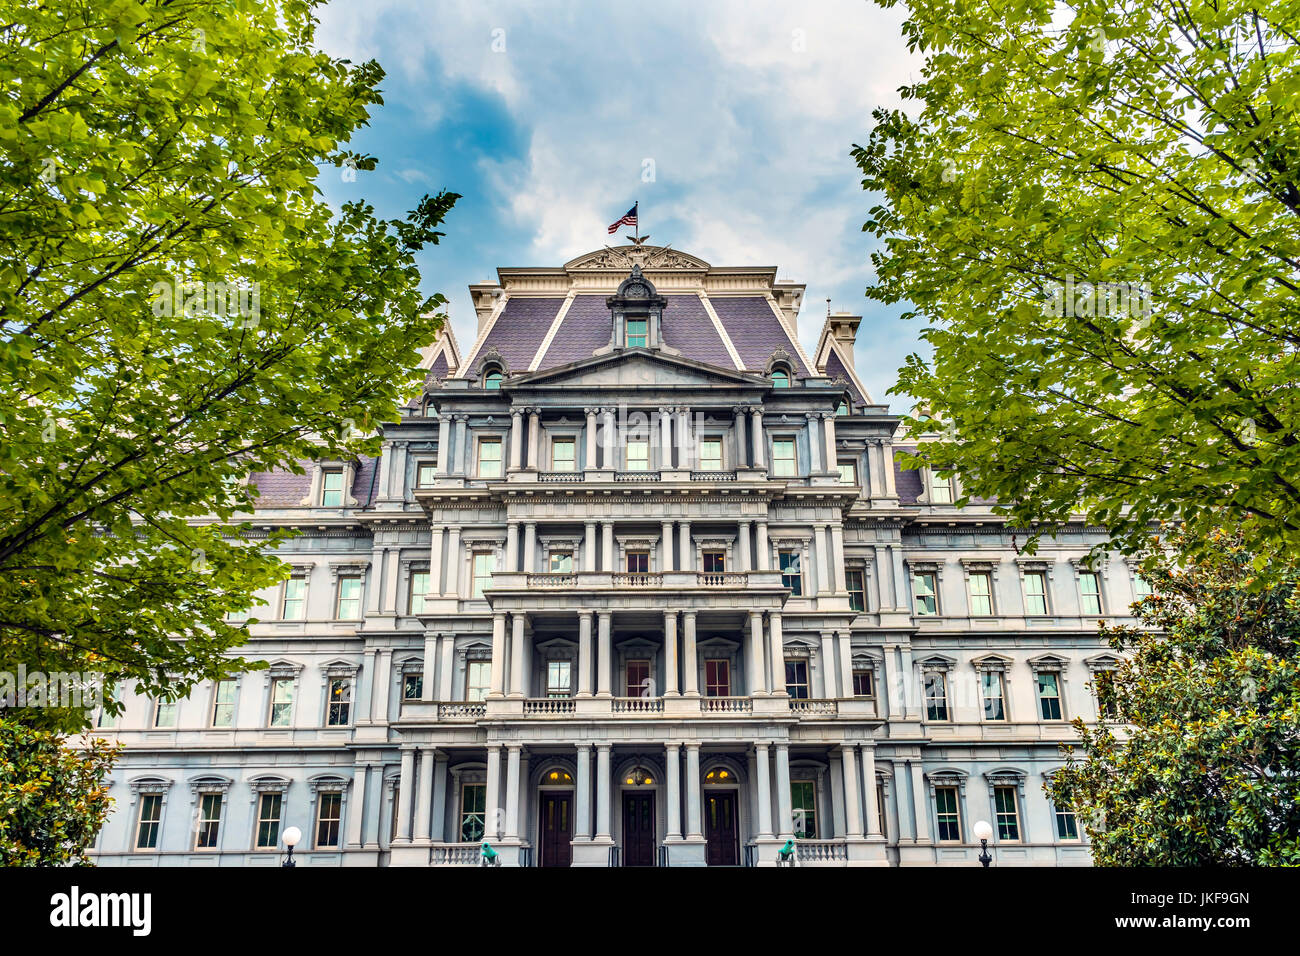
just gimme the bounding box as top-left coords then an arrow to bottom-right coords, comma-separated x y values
445,528 -> 461,597
601,407 -> 615,469
505,745 -> 522,839
838,632 -> 855,699
685,743 -> 703,839
421,633 -> 438,702
602,521 -> 614,571
769,612 -> 786,696
750,407 -> 764,469
863,744 -> 882,837
595,745 -> 612,840
429,527 -> 444,596
346,765 -> 369,847
819,632 -> 838,698
807,414 -> 822,472
842,744 -> 863,837
663,610 -> 679,696
597,611 -> 612,697
748,611 -> 767,695
911,761 -> 930,842
523,522 -> 537,573
659,407 -> 672,468
815,526 -> 831,595
678,407 -> 693,469
583,522 -> 596,572
661,520 -> 674,571
415,747 -> 436,840
371,649 -> 392,722
585,407 -> 598,470
396,747 -> 415,843
756,520 -> 769,571
577,612 -> 593,697
510,410 -> 523,471
774,744 -> 793,839
733,406 -> 747,468
438,635 -> 455,701
883,441 -> 898,496
509,612 -> 526,698
452,415 -> 467,475
489,612 -> 507,698
823,413 -> 838,471
575,744 -> 592,840
738,519 -> 752,571
682,611 -> 699,697
831,524 -> 847,592
436,416 -> 451,475
665,743 -> 682,839
485,745 -> 502,840
526,408 -> 540,469
679,519 -> 692,571
505,521 -> 519,573
431,753 -> 448,842
755,743 -> 773,839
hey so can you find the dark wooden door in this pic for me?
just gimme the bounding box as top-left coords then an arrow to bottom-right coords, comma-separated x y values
540,791 -> 573,868
704,791 -> 739,866
622,792 -> 656,867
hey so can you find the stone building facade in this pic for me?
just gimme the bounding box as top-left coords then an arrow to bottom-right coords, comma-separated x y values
91,244 -> 1131,867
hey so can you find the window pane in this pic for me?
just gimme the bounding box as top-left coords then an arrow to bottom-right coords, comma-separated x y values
771,369 -> 789,388
282,577 -> 307,620
1079,572 -> 1102,615
336,575 -> 362,619
930,476 -> 953,503
784,660 -> 809,699
196,794 -> 222,848
626,660 -> 651,697
626,551 -> 649,574
912,572 -> 937,615
837,461 -> 857,485
417,463 -> 437,487
327,677 -> 351,726
702,550 -> 725,573
852,670 -> 874,697
968,572 -> 992,616
472,551 -> 496,598
1023,572 -> 1048,615
211,679 -> 236,728
403,673 -> 423,700
256,792 -> 282,849
1037,671 -> 1062,720
995,786 -> 1020,841
320,470 -> 344,507
154,698 -> 177,728
269,677 -> 294,727
981,671 -> 1006,720
935,787 -> 960,841
461,783 -> 486,841
409,571 -> 429,614
701,439 -> 723,470
466,661 -> 490,701
780,550 -> 802,595
791,781 -> 817,838
846,570 -> 865,612
478,439 -> 502,478
548,551 -> 573,573
704,659 -> 730,696
625,318 -> 647,348
924,672 -> 949,720
552,438 -> 576,471
547,660 -> 572,697
136,794 -> 162,849
626,440 -> 649,470
316,792 -> 342,848
772,439 -> 797,477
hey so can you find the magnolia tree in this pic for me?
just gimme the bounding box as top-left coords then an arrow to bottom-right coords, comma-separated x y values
855,0 -> 1299,559
1050,529 -> 1300,865
0,0 -> 458,732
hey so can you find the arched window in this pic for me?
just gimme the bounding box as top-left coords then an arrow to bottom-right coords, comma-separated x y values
704,768 -> 735,784
541,769 -> 573,785
836,399 -> 849,416
483,367 -> 503,390
623,767 -> 654,786
771,367 -> 790,388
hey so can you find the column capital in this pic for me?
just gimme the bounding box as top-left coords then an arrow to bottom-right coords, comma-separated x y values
596,743 -> 612,754
665,742 -> 682,754
754,741 -> 770,754
507,742 -> 524,753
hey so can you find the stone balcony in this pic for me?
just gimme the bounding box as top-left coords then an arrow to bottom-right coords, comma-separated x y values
397,695 -> 880,724
482,569 -> 787,611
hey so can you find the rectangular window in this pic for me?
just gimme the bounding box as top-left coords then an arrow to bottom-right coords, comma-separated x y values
1094,670 -> 1119,718
625,551 -> 649,574
930,475 -> 953,504
255,792 -> 282,850
1055,804 -> 1079,841
837,460 -> 858,485
704,659 -> 730,697
981,671 -> 1006,721
625,439 -> 649,471
460,783 -> 487,842
1132,574 -> 1152,601
846,569 -> 865,612
546,660 -> 572,698
772,438 -> 797,477
967,571 -> 993,616
994,786 -> 1020,841
912,571 -> 938,616
1078,571 -> 1102,615
625,317 -> 648,348
403,672 -> 423,700
779,550 -> 802,596
548,551 -> 573,574
701,550 -> 725,573
790,780 -> 818,838
316,792 -> 343,848
211,680 -> 236,728
320,469 -> 344,507
417,462 -> 438,488
551,437 -> 576,472
466,661 -> 491,702
195,793 -> 223,849
1037,671 -> 1063,720
153,697 -> 177,728
784,659 -> 809,699
471,551 -> 496,599
326,677 -> 352,726
269,677 -> 294,727
852,670 -> 875,698
409,570 -> 429,615
934,787 -> 961,842
135,794 -> 163,850
700,439 -> 723,471
924,672 -> 949,721
477,438 -> 502,479
282,577 -> 307,620
336,574 -> 363,620
626,660 -> 651,697
1023,571 -> 1048,615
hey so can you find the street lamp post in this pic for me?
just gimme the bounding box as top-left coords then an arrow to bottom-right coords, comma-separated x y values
282,825 -> 302,868
973,820 -> 993,868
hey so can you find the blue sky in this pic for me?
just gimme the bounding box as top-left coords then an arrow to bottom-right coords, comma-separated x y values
313,0 -> 925,409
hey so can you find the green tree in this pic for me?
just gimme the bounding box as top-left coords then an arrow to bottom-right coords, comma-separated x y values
855,0 -> 1300,558
1049,529 -> 1300,865
0,720 -> 118,866
0,0 -> 459,730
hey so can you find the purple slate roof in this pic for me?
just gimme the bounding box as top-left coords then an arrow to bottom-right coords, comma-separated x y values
662,295 -> 737,369
538,295 -> 610,369
250,456 -> 380,508
352,456 -> 379,506
894,447 -> 923,504
824,350 -> 865,406
428,353 -> 448,381
709,297 -> 809,376
470,297 -> 565,374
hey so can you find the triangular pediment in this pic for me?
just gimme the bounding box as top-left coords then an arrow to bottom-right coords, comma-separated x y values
507,348 -> 767,390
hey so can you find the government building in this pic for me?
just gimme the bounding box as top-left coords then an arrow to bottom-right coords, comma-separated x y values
91,243 -> 1133,867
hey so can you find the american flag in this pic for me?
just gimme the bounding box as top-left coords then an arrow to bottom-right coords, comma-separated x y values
607,202 -> 637,234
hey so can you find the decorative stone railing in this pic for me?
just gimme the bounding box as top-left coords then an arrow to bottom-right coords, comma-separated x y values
611,572 -> 663,588
614,471 -> 661,482
430,844 -> 481,866
690,471 -> 736,482
701,696 -> 753,714
523,698 -> 576,715
437,701 -> 486,719
612,697 -> 665,714
789,698 -> 838,716
526,573 -> 577,589
538,471 -> 582,482
795,840 -> 848,863
697,572 -> 748,587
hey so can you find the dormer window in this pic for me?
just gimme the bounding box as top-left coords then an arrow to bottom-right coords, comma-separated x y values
625,317 -> 648,348
483,367 -> 503,390
320,469 -> 344,507
836,399 -> 849,415
771,367 -> 791,388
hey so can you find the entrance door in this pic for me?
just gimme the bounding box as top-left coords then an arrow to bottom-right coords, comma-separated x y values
540,791 -> 573,868
704,790 -> 739,866
622,792 -> 656,867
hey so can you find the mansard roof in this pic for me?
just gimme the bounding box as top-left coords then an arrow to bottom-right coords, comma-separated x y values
505,345 -> 771,391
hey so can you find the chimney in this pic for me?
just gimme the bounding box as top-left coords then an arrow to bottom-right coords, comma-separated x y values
826,310 -> 862,373
468,282 -> 504,333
